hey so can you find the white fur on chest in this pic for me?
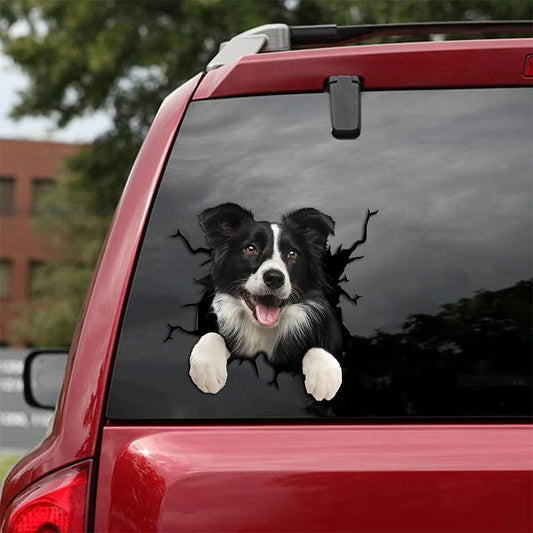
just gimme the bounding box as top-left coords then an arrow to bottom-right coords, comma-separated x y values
212,293 -> 321,359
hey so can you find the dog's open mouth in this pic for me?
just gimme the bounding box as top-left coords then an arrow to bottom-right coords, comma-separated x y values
244,294 -> 285,327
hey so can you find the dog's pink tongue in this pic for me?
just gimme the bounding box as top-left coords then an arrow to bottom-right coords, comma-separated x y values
255,304 -> 281,326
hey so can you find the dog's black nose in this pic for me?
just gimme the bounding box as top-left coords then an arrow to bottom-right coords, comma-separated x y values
263,269 -> 285,290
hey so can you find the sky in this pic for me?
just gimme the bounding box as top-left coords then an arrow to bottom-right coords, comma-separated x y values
0,50 -> 111,143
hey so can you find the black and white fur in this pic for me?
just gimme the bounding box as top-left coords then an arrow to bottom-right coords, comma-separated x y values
189,203 -> 342,401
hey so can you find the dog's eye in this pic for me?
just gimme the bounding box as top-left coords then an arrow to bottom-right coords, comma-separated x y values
243,243 -> 258,255
287,250 -> 299,260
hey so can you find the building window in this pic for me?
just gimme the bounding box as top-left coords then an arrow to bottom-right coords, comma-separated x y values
0,176 -> 16,215
0,259 -> 13,300
31,178 -> 56,214
29,260 -> 46,299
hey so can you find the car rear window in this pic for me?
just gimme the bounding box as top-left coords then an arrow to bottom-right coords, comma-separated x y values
107,88 -> 532,421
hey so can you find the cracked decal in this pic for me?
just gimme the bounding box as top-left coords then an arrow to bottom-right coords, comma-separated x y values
166,205 -> 377,401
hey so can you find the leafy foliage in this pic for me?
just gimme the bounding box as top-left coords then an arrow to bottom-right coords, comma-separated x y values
333,280 -> 532,417
1,0 -> 530,345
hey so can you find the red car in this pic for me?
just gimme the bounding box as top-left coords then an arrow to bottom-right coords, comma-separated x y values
2,21 -> 532,532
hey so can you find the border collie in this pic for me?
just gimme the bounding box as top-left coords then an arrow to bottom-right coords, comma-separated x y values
189,203 -> 343,401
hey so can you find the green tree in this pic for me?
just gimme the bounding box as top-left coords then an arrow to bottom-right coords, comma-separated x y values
1,0 -> 530,345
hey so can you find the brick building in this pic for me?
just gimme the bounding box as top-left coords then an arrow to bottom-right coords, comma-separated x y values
0,139 -> 82,346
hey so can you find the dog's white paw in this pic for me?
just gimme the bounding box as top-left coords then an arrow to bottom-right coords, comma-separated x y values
189,332 -> 230,394
302,348 -> 342,401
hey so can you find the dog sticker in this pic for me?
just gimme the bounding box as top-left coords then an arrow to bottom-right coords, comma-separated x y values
167,204 -> 377,401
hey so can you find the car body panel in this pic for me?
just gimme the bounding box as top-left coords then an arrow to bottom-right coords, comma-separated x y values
0,73 -> 203,513
94,425 -> 533,532
194,39 -> 533,100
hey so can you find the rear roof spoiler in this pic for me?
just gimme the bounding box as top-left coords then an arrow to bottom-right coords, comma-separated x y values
207,20 -> 533,71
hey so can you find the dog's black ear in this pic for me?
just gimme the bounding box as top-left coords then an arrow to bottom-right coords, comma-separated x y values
199,203 -> 254,248
282,208 -> 335,250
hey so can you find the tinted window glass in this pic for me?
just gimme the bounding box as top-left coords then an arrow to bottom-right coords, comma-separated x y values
0,176 -> 15,216
108,89 -> 532,420
0,259 -> 13,300
31,178 -> 56,214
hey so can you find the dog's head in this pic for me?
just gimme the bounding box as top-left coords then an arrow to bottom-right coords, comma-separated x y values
199,203 -> 334,327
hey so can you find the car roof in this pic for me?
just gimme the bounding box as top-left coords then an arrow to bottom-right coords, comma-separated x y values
206,21 -> 533,71
195,37 -> 533,100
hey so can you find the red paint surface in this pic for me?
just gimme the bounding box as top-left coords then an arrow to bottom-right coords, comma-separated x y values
94,425 -> 533,532
0,73 -> 203,513
194,39 -> 533,99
